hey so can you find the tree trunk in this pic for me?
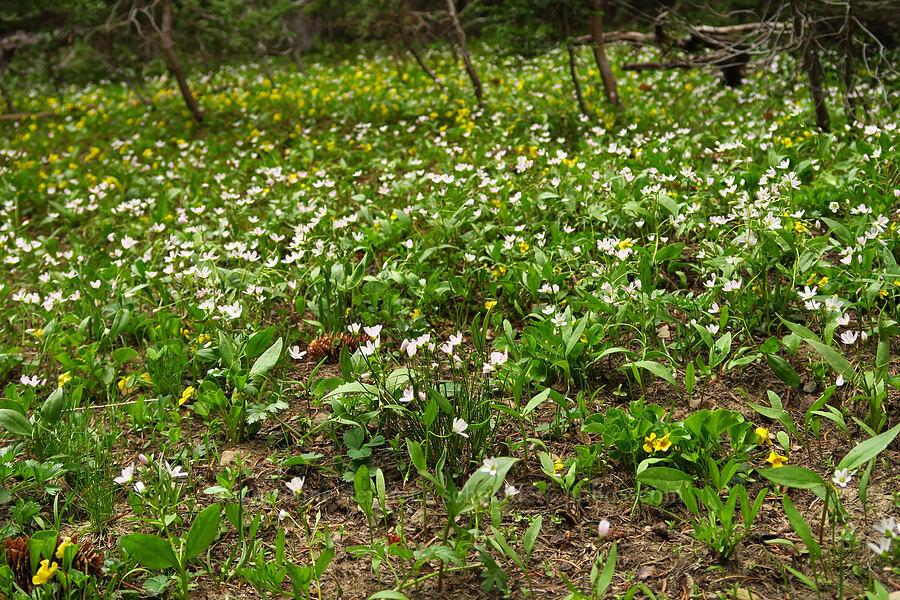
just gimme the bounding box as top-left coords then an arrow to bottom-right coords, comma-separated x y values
841,1 -> 857,125
587,0 -> 620,108
567,43 -> 589,117
445,0 -> 483,106
400,26 -> 438,83
160,0 -> 203,122
793,2 -> 830,132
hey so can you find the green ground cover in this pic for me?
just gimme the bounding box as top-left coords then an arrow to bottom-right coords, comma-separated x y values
1,43 -> 899,599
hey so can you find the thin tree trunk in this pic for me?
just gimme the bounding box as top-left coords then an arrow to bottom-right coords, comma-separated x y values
568,43 -> 589,117
160,0 -> 203,122
445,0 -> 483,106
400,26 -> 438,83
0,82 -> 16,113
841,1 -> 857,125
793,2 -> 830,132
587,0 -> 620,108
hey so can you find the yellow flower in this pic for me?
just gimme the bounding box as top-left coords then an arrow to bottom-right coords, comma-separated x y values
32,559 -> 58,585
878,289 -> 888,299
33,328 -> 44,339
765,451 -> 788,468
643,432 -> 673,453
553,459 -> 565,474
755,427 -> 773,446
55,537 -> 74,559
179,386 -> 195,406
484,300 -> 497,310
518,242 -> 530,253
58,371 -> 72,387
117,378 -> 129,392
653,432 -> 672,452
140,372 -> 152,383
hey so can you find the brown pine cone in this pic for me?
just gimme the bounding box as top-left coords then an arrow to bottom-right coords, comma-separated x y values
306,332 -> 365,362
4,537 -> 32,592
71,537 -> 103,576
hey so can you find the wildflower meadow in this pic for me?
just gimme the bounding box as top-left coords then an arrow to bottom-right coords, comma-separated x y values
1,16 -> 899,600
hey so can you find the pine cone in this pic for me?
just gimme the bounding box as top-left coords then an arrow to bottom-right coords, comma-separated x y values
307,332 -> 365,362
70,536 -> 103,576
2,535 -> 103,592
4,537 -> 32,592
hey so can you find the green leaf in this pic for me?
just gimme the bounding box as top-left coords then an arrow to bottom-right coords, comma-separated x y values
113,347 -> 139,365
246,326 -> 276,358
41,387 -> 64,424
185,503 -> 221,560
325,381 -> 379,399
837,422 -> 900,472
0,409 -> 32,437
249,337 -> 283,378
120,533 -> 178,569
625,360 -> 677,388
782,321 -> 858,383
636,467 -> 692,492
339,345 -> 352,382
594,541 -> 617,597
782,495 -> 821,559
524,515 -> 542,556
369,592 -> 411,600
407,440 -> 426,472
565,315 -> 588,356
759,466 -> 825,490
522,388 -> 552,417
766,354 -> 801,387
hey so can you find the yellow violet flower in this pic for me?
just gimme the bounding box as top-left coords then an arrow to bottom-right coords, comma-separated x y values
553,459 -> 565,474
56,536 -> 74,559
653,432 -> 672,452
179,386 -> 195,406
765,451 -> 788,468
755,427 -> 773,446
32,559 -> 58,585
643,432 -> 673,453
484,300 -> 497,311
58,371 -> 72,387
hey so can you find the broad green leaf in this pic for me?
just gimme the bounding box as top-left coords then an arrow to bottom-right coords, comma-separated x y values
185,503 -> 221,560
782,321 -> 858,383
565,315 -> 588,356
407,439 -> 426,472
837,422 -> 900,472
766,354 -> 800,387
0,409 -> 32,437
524,515 -> 542,556
594,541 -> 617,597
759,466 -> 825,490
782,495 -> 821,559
120,533 -> 178,569
41,387 -> 64,424
326,381 -> 379,399
249,337 -> 283,378
636,467 -> 692,492
113,347 -> 139,365
369,592 -> 411,600
246,326 -> 276,358
625,360 -> 677,388
522,388 -> 552,417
